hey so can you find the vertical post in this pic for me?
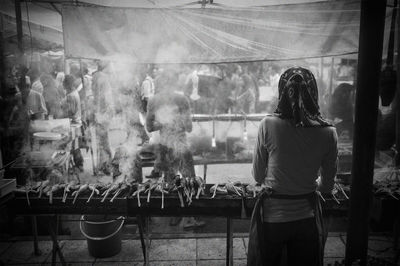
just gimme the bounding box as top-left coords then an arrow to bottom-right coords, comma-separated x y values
396,0 -> 400,167
0,14 -> 5,94
344,0 -> 387,265
14,0 -> 23,63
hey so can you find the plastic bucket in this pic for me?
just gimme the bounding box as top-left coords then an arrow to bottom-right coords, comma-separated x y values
80,215 -> 124,258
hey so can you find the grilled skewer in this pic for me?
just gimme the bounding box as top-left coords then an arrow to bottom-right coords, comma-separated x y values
110,184 -> 127,202
63,180 -> 79,202
225,182 -> 241,196
133,184 -> 146,207
101,183 -> 119,202
87,184 -> 100,203
194,176 -> 205,199
38,180 -> 50,198
72,184 -> 89,204
47,184 -> 65,204
174,176 -> 185,207
335,183 -> 349,200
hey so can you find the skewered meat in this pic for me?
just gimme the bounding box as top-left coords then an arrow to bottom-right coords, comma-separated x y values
155,181 -> 169,209
245,184 -> 263,198
180,177 -> 190,200
334,183 -> 349,199
72,184 -> 89,204
173,175 -> 185,207
331,186 -> 340,204
146,182 -> 158,203
38,180 -> 50,198
194,176 -> 205,199
101,183 -> 120,202
225,182 -> 241,196
189,177 -> 196,202
374,178 -> 400,199
132,184 -> 146,207
47,183 -> 65,204
110,183 -> 128,202
63,180 -> 79,202
87,184 -> 100,203
210,184 -> 228,198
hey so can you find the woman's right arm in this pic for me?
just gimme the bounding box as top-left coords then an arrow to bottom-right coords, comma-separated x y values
319,128 -> 339,193
252,121 -> 268,184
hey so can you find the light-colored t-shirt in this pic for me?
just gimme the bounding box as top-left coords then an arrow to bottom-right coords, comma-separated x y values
15,90 -> 48,116
141,76 -> 154,99
31,80 -> 44,94
252,115 -> 338,222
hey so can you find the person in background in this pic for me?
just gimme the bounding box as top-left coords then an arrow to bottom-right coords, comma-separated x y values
18,72 -> 47,121
328,83 -> 355,139
61,75 -> 83,171
41,74 -> 63,118
55,72 -> 66,99
248,67 -> 338,266
141,68 -> 155,112
91,61 -> 114,175
0,65 -> 32,166
27,67 -> 43,94
237,72 -> 256,113
146,69 -> 205,229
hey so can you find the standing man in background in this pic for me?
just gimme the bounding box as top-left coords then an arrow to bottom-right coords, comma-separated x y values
91,61 -> 114,175
141,68 -> 155,113
146,69 -> 204,229
61,74 -> 84,171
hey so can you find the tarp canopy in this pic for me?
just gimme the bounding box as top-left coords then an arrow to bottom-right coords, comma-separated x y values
62,0 -> 366,63
0,0 -> 395,63
0,1 -> 63,54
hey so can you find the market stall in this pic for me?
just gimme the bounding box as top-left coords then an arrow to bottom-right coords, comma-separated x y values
1,0 -> 399,265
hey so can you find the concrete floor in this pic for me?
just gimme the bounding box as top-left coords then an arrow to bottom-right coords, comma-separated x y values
0,233 -> 398,265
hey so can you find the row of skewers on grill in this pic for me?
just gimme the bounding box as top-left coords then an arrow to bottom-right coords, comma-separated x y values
14,174 -> 207,209
15,173 -> 352,208
14,174 -> 260,208
373,170 -> 400,200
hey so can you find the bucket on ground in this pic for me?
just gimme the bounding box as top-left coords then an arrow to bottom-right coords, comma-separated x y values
80,215 -> 124,258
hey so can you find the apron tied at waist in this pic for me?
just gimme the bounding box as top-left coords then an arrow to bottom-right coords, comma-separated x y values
247,189 -> 326,266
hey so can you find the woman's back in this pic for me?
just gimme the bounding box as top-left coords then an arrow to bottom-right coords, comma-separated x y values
259,115 -> 338,195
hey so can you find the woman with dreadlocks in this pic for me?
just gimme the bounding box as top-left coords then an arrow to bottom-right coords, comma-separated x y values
247,67 -> 338,266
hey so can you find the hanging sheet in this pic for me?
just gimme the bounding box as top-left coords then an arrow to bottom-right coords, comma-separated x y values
62,0 -> 363,63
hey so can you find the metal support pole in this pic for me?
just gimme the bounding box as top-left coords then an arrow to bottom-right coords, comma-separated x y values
0,14 -> 5,95
137,215 -> 148,265
396,0 -> 400,167
14,0 -> 24,63
49,215 -> 66,266
344,0 -> 387,265
226,217 -> 233,266
31,216 -> 41,256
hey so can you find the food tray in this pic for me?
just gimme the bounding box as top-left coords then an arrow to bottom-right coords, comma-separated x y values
33,132 -> 63,141
0,179 -> 16,198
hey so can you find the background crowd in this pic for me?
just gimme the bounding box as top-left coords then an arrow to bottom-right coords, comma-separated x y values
0,58 -> 361,172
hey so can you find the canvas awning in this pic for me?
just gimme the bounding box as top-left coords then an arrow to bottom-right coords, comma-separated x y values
62,0 -> 367,63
